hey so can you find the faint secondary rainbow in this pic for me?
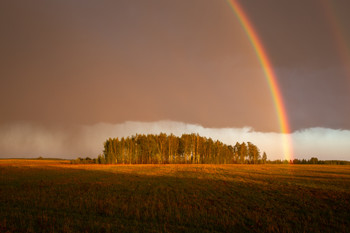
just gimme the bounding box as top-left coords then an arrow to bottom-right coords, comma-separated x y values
320,0 -> 350,85
226,0 -> 293,160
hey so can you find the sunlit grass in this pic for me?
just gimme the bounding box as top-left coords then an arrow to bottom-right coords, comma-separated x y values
1,160 -> 349,232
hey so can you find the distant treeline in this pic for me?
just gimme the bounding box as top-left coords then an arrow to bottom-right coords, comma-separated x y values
269,157 -> 350,165
72,133 -> 267,164
71,157 -> 97,164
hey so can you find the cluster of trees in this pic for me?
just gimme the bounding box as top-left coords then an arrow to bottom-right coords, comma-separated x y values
265,158 -> 350,165
96,133 -> 267,164
71,157 -> 97,164
71,133 -> 349,165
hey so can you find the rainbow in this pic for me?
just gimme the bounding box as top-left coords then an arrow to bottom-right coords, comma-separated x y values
226,0 -> 294,160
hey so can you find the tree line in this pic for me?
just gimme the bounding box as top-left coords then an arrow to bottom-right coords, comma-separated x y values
86,133 -> 268,164
256,157 -> 350,165
290,158 -> 350,165
71,133 -> 350,165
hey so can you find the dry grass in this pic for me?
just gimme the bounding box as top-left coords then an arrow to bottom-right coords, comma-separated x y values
1,159 -> 349,232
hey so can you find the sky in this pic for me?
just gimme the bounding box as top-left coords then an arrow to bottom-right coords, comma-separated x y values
1,0 -> 350,160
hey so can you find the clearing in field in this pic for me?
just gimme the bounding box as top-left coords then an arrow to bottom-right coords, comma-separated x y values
0,159 -> 349,232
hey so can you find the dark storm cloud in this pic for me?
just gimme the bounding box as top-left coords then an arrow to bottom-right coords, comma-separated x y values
0,0 -> 348,132
276,67 -> 350,130
0,0 -> 280,131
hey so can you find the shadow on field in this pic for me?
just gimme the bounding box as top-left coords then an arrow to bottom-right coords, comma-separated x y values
1,165 -> 349,233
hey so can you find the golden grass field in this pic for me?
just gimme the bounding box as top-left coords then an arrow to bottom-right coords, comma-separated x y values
1,159 -> 349,232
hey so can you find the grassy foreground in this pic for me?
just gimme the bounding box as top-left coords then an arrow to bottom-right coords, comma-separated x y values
0,160 -> 349,232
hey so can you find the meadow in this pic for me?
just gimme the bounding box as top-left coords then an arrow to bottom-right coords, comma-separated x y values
0,160 -> 349,232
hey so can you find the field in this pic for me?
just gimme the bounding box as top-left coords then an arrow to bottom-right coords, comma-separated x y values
1,160 -> 349,232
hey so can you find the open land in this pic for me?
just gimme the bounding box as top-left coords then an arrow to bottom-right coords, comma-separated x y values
0,160 -> 349,232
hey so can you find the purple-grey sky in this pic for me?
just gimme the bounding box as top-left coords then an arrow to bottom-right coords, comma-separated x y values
1,0 -> 349,160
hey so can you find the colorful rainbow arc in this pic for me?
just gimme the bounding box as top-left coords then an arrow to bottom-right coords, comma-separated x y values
226,0 -> 294,160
